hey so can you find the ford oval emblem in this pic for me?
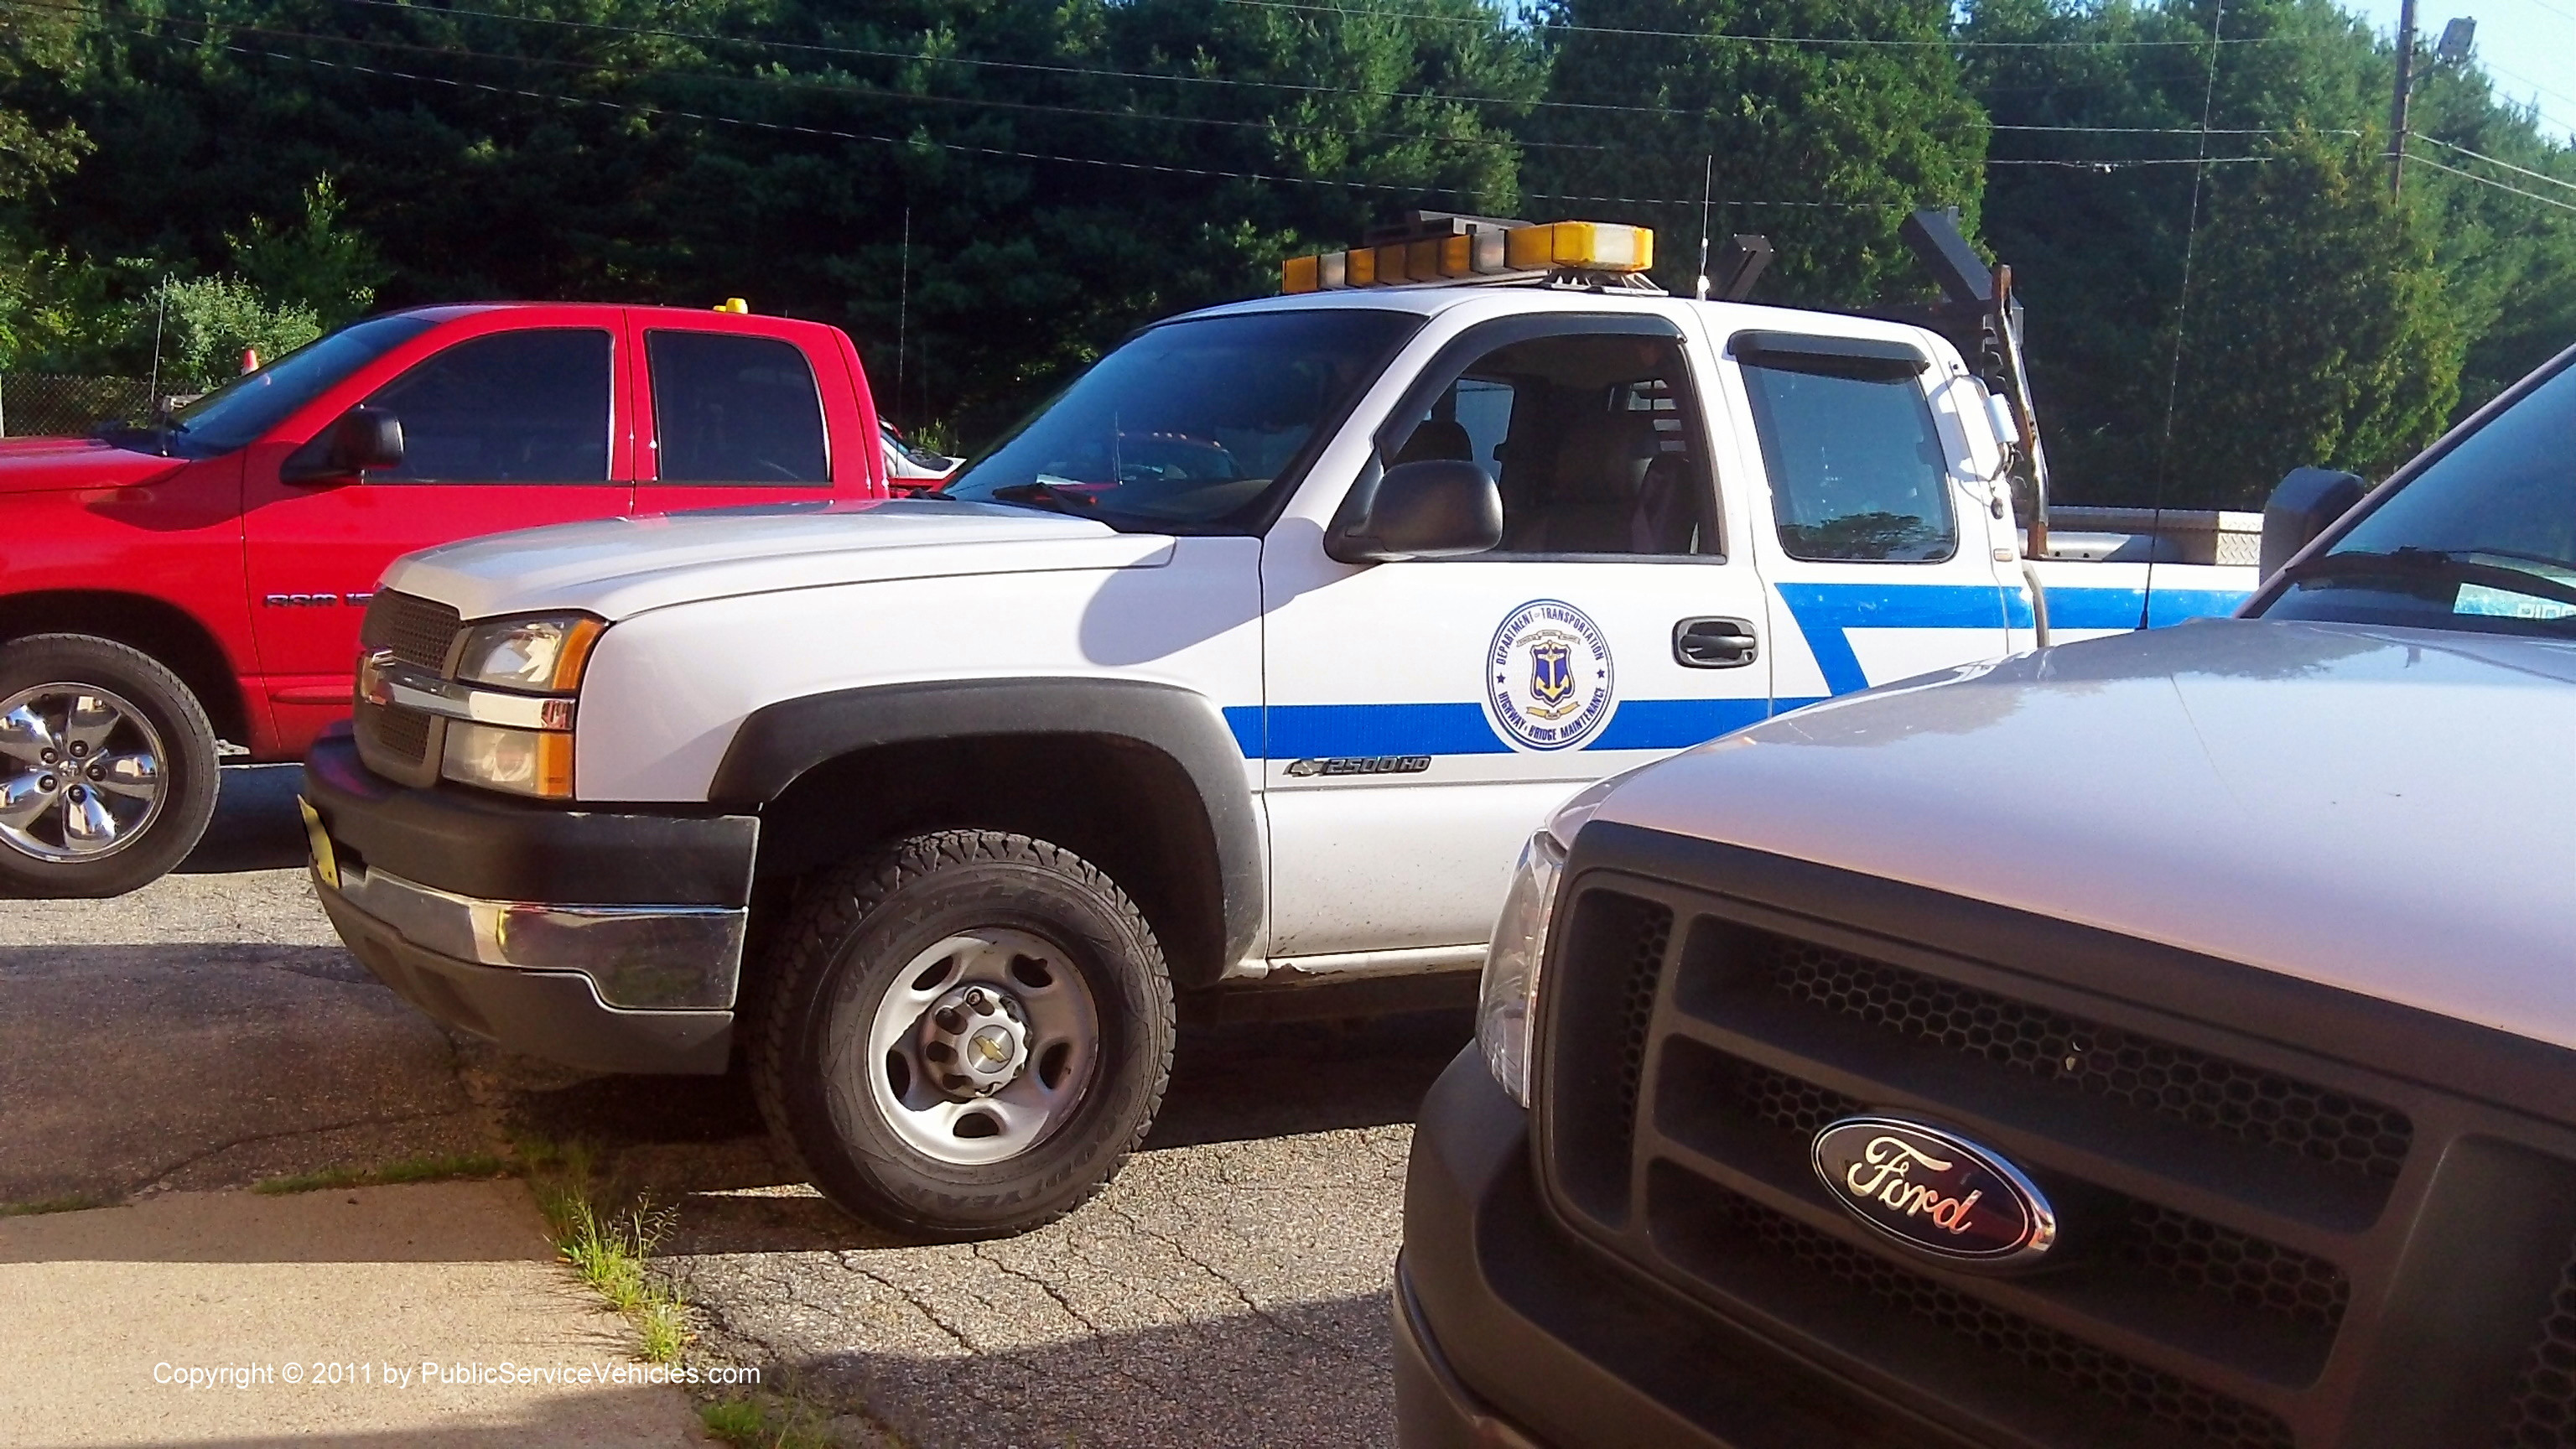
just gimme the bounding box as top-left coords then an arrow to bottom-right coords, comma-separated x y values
1811,1116 -> 2056,1267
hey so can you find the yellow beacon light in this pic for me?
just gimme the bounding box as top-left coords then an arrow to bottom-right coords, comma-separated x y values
1280,216 -> 1655,293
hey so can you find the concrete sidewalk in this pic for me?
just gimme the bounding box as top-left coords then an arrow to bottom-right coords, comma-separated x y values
0,1181 -> 709,1448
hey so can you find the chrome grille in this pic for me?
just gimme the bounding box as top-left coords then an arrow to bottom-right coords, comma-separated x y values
356,700 -> 431,766
360,590 -> 460,671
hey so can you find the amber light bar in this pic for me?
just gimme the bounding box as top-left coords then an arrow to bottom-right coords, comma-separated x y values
1281,221 -> 1655,293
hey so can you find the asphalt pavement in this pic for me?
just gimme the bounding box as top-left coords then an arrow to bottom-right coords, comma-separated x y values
0,763 -> 1469,1448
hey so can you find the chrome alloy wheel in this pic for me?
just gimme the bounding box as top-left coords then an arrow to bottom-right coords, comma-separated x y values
865,929 -> 1101,1166
0,683 -> 169,863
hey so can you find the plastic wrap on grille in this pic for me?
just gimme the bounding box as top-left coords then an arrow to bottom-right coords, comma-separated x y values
1706,1188 -> 2296,1449
361,590 -> 460,671
2496,1236 -> 2576,1447
1757,932 -> 2412,1180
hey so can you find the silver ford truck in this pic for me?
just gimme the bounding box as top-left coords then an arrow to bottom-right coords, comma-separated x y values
1398,340 -> 2576,1449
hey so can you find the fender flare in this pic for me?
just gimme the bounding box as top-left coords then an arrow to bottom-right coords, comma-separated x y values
709,677 -> 1262,969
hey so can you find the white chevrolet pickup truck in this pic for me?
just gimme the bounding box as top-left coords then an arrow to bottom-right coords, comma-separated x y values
1398,340 -> 2576,1449
300,214 -> 2254,1238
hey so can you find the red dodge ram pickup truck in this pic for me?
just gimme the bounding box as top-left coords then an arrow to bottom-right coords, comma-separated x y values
0,301 -> 891,897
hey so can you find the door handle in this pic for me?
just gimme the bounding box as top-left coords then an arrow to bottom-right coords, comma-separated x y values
1675,616 -> 1758,668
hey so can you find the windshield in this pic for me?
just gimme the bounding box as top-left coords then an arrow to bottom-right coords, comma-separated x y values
155,314 -> 439,455
2263,355 -> 2576,637
942,308 -> 1422,532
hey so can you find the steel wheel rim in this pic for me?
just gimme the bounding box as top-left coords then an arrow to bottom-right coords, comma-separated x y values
0,682 -> 169,864
863,928 -> 1102,1166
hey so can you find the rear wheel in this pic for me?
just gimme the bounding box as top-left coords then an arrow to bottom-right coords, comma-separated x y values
751,828 -> 1175,1239
0,634 -> 218,898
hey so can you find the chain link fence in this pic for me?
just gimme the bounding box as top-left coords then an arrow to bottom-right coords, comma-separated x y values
0,374 -> 163,437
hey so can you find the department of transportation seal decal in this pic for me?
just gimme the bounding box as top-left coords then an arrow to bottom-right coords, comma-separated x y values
1485,600 -> 1615,752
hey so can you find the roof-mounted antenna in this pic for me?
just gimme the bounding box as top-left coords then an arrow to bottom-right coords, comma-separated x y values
1696,154 -> 1715,301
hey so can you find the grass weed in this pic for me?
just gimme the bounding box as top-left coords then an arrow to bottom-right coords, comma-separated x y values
519,1135 -> 696,1366
700,1394 -> 836,1449
0,1194 -> 112,1218
252,1153 -> 516,1196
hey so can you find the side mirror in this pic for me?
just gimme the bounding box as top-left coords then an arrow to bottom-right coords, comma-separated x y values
280,406 -> 404,484
2260,466 -> 2366,579
1325,458 -> 1504,564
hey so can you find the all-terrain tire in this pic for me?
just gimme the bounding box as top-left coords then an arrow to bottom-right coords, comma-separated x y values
0,633 -> 219,898
750,828 -> 1176,1240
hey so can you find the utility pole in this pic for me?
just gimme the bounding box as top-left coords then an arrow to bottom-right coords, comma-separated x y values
2388,0 -> 2417,196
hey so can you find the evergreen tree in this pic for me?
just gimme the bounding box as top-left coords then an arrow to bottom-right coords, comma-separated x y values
1522,0 -> 1987,303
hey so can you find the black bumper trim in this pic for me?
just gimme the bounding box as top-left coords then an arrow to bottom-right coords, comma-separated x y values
319,880 -> 732,1076
304,726 -> 757,907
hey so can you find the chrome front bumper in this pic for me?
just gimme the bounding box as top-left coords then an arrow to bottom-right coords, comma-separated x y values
325,862 -> 745,1011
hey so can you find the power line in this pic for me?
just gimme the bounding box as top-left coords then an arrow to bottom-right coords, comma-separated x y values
49,3 -> 2319,179
2144,0 -> 2229,629
2481,59 -> 2576,121
2407,153 -> 2576,211
2506,0 -> 2576,27
1987,154 -> 2280,166
192,33 -> 1893,211
1223,0 -> 2303,47
1991,122 -> 2354,134
2415,133 -> 2576,194
26,1 -> 1599,153
297,0 -> 1608,117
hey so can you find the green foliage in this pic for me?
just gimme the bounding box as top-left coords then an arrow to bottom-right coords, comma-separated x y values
701,1395 -> 836,1449
0,4 -> 91,202
1525,0 -> 1987,302
229,177 -> 388,328
2167,128 -> 2464,506
1965,0 -> 2573,505
148,274 -> 320,392
0,0 -> 2558,496
251,1152 -> 516,1195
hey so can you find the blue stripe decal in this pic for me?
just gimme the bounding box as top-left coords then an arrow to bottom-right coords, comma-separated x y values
2044,587 -> 2251,631
1589,697 -> 1774,750
1226,581 -> 2249,761
1221,704 -> 1264,758
2149,588 -> 2252,627
1773,583 -> 2016,697
1261,703 -> 1509,757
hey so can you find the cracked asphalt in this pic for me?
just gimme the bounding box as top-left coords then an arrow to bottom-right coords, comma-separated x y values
2,763 -> 1471,1448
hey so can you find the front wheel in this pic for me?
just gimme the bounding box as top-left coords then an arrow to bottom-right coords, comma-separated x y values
0,633 -> 218,898
751,829 -> 1175,1239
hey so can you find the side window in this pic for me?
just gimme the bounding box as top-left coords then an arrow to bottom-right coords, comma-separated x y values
1741,361 -> 1956,563
647,332 -> 829,485
1382,331 -> 1717,558
366,330 -> 612,484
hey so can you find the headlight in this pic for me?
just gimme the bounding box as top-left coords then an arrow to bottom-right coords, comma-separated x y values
1478,829 -> 1566,1108
437,612 -> 600,799
453,614 -> 602,693
442,719 -> 574,799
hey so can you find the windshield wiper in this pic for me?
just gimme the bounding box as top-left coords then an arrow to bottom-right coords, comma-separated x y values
2277,547 -> 2576,610
94,409 -> 189,457
984,480 -> 1103,516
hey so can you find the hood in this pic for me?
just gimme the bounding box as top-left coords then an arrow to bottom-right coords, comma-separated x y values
1594,618 -> 2576,1053
381,498 -> 1176,621
0,435 -> 188,495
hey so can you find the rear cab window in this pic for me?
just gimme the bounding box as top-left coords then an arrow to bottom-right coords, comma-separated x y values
646,331 -> 830,485
1736,332 -> 1955,564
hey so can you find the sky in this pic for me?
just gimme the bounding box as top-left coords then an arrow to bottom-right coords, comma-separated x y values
2347,0 -> 2576,144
